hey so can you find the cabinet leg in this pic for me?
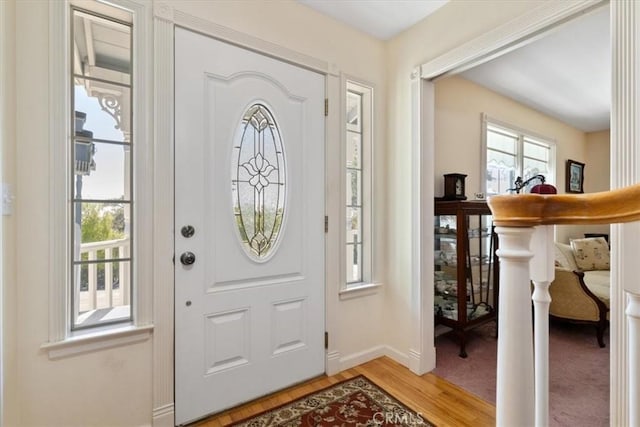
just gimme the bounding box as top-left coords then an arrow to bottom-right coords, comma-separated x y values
457,330 -> 468,358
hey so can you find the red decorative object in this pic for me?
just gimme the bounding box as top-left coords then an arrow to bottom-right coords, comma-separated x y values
531,183 -> 557,194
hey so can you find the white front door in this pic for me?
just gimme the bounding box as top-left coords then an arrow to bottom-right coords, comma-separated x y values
174,28 -> 326,425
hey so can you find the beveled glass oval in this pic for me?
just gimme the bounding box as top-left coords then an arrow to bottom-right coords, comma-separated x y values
232,104 -> 286,260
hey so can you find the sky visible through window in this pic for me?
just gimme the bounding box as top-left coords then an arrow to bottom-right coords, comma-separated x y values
75,84 -> 125,200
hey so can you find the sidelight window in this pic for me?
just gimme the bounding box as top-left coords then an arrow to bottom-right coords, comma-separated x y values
344,81 -> 373,288
70,6 -> 133,329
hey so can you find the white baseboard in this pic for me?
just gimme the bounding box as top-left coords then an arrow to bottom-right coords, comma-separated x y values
339,345 -> 386,371
337,345 -> 411,372
326,350 -> 341,376
153,403 -> 174,427
407,345 -> 436,375
383,345 -> 410,367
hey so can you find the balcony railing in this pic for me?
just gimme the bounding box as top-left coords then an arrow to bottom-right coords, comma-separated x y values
76,238 -> 130,316
487,183 -> 640,426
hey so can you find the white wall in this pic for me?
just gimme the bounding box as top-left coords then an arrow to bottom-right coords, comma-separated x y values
1,0 -> 18,425
9,1 -> 389,425
384,0 -> 547,364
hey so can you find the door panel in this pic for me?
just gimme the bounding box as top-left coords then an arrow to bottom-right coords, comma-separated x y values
174,28 -> 325,425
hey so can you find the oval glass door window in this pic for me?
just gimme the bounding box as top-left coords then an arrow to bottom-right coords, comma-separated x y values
232,104 -> 286,260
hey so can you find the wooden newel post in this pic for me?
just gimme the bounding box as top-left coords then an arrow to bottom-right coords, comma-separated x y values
495,226 -> 535,427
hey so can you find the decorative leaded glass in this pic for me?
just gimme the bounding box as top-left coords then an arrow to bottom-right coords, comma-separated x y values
232,104 -> 286,260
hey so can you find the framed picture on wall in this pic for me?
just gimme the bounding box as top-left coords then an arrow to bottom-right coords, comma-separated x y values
566,159 -> 585,193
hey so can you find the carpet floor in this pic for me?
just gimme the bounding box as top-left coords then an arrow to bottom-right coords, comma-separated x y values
230,375 -> 434,426
433,321 -> 609,427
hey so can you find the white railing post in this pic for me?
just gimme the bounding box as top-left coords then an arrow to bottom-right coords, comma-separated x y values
627,292 -> 640,426
88,249 -> 97,310
105,247 -> 113,307
79,238 -> 130,313
122,242 -> 130,305
495,225 -> 535,427
530,225 -> 555,427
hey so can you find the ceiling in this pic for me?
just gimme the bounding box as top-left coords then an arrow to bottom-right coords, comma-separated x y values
461,6 -> 610,132
297,1 -> 610,133
297,0 -> 448,40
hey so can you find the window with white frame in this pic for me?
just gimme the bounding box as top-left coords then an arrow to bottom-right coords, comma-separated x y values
70,4 -> 133,330
483,117 -> 556,195
344,81 -> 373,288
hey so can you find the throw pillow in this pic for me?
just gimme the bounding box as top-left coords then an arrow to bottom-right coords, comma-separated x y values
570,237 -> 610,271
554,242 -> 578,271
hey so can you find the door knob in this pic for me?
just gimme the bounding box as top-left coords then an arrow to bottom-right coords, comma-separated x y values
180,251 -> 196,266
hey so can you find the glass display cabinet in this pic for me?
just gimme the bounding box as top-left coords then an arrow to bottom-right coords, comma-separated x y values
434,200 -> 499,357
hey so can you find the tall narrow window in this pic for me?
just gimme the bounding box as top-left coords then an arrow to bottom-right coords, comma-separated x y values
484,117 -> 555,195
71,7 -> 133,329
344,81 -> 373,288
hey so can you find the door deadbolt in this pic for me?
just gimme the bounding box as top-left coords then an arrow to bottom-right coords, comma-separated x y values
180,251 -> 196,266
181,225 -> 195,238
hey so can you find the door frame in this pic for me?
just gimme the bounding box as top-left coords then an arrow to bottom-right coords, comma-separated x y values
412,0 -> 633,424
151,6 -> 337,426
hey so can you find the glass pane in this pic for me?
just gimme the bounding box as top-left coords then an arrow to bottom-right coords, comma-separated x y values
524,140 -> 550,161
523,158 -> 550,184
346,91 -> 361,132
73,141 -> 128,200
74,260 -> 131,328
486,149 -> 516,194
346,169 -> 361,206
74,79 -> 131,143
73,10 -> 131,83
346,131 -> 361,169
346,244 -> 362,283
487,129 -> 517,153
73,202 -> 130,258
346,207 -> 361,244
232,104 -> 286,259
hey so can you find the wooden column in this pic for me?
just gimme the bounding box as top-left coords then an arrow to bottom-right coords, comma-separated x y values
530,225 -> 554,426
495,225 -> 535,427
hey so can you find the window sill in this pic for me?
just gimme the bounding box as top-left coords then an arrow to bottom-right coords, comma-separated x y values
41,324 -> 154,360
339,282 -> 382,300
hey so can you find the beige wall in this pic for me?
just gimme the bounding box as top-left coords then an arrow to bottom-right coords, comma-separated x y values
1,0 -> 18,425
384,0 -> 547,361
434,77 -> 612,244
434,76 -> 587,197
585,130 -> 611,193
559,130 -> 611,242
9,0 -> 388,425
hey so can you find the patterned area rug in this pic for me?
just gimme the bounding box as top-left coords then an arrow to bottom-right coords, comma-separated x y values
231,375 -> 434,426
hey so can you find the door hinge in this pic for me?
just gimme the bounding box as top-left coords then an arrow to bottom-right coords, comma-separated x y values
324,98 -> 328,116
325,331 -> 328,349
325,215 -> 329,233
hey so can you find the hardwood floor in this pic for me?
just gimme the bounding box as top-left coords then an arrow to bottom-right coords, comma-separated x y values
191,356 -> 495,427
